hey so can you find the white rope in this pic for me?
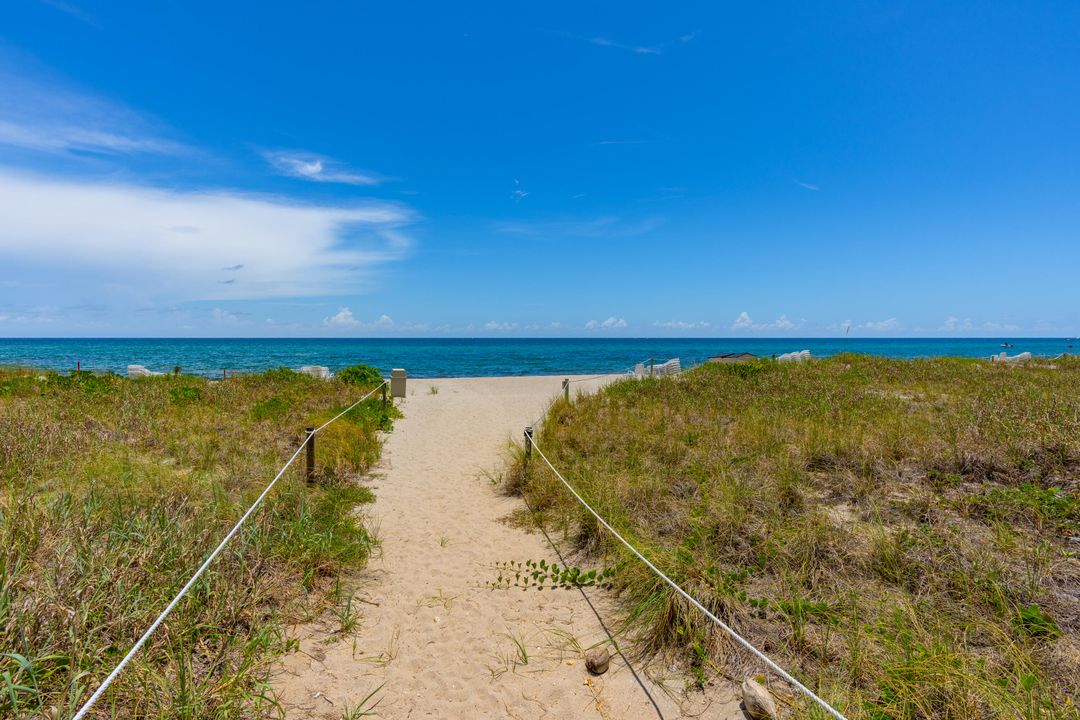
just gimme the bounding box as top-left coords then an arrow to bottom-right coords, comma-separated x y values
72,380 -> 389,720
528,438 -> 849,720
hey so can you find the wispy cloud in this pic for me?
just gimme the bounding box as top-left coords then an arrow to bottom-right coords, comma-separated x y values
0,65 -> 187,157
36,0 -> 97,26
483,320 -> 520,332
210,307 -> 244,325
494,215 -> 664,238
585,316 -> 627,330
862,317 -> 899,331
595,139 -> 648,146
792,178 -> 820,191
511,179 -> 529,201
731,312 -> 802,331
590,36 -> 663,55
654,320 -> 710,329
0,169 -> 415,304
262,149 -> 384,185
939,316 -> 1022,333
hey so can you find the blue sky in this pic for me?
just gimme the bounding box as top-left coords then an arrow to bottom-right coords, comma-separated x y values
1,1 -> 1078,338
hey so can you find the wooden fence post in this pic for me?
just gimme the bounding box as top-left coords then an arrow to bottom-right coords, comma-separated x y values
562,378 -> 570,402
305,427 -> 316,483
524,426 -> 533,458
382,382 -> 388,409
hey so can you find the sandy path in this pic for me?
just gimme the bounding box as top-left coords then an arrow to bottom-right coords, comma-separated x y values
273,375 -> 739,719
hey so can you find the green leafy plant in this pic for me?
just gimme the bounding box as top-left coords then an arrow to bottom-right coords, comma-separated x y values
1014,604 -> 1060,639
489,558 -> 616,590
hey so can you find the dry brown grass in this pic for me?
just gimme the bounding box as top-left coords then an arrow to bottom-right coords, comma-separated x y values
510,355 -> 1079,719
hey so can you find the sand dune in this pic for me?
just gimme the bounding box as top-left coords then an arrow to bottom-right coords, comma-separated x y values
272,375 -> 740,719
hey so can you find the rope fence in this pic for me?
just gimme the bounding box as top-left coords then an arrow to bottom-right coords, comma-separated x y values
523,377 -> 849,720
71,379 -> 390,720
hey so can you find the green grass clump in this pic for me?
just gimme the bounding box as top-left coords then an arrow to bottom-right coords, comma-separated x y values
511,355 -> 1080,719
337,364 -> 384,387
0,367 -> 395,719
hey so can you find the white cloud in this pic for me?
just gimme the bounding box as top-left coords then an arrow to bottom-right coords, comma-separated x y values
862,318 -> 899,331
262,149 -> 383,186
940,316 -> 974,331
483,321 -> 519,331
0,169 -> 415,304
585,316 -> 627,330
792,179 -> 820,191
322,309 -> 398,331
324,308 -> 360,328
732,311 -> 754,329
654,320 -> 710,329
210,307 -> 242,324
731,312 -> 802,331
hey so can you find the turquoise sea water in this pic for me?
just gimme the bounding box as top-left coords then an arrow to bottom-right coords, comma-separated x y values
0,338 -> 1076,378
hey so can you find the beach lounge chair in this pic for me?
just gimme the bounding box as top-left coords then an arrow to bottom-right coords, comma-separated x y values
299,365 -> 332,379
991,351 -> 1031,363
651,358 -> 682,376
777,349 -> 811,363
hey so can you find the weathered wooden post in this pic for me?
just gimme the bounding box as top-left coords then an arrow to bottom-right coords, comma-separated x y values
381,381 -> 388,409
304,427 -> 316,484
390,368 -> 407,398
524,426 -> 533,458
562,378 -> 570,402
649,358 -> 654,377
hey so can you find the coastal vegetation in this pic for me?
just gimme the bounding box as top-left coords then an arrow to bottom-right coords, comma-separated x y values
0,365 -> 395,718
508,355 -> 1079,719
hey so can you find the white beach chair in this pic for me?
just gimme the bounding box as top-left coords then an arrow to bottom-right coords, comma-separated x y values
299,365 -> 332,379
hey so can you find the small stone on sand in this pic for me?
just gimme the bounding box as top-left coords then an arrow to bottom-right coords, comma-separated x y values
741,678 -> 778,720
585,647 -> 610,675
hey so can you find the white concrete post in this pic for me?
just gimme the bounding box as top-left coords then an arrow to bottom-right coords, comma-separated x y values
391,368 -> 407,398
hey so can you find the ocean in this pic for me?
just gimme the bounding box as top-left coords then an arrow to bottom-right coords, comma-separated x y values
0,338 -> 1075,378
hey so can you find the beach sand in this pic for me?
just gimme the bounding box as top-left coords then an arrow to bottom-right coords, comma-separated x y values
272,375 -> 741,719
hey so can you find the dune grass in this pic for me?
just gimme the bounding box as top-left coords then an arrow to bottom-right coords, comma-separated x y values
0,366 -> 397,719
509,355 -> 1079,719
